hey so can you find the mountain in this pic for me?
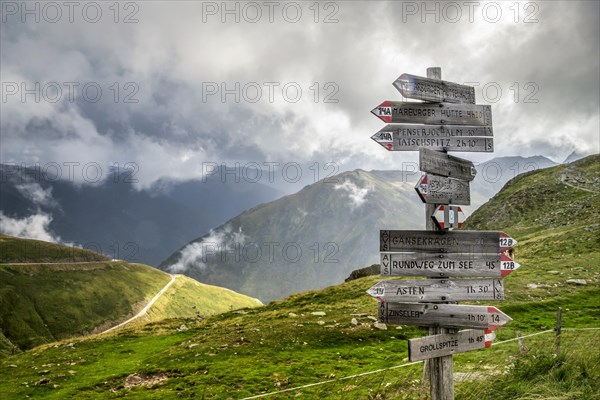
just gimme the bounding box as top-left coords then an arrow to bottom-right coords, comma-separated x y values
160,155 -> 557,302
0,156 -> 598,398
0,234 -> 109,263
469,155 -> 558,204
160,169 -> 422,302
464,154 -> 599,254
0,164 -> 283,266
563,150 -> 596,164
0,235 -> 262,356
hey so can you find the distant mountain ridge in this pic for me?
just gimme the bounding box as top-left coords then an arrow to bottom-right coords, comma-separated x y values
1,157 -> 598,397
0,164 -> 283,266
160,155 -> 558,302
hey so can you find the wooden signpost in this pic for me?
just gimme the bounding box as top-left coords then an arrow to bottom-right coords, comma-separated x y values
368,67 -> 519,400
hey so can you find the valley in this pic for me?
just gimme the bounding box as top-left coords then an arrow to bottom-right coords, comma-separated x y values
0,155 -> 598,399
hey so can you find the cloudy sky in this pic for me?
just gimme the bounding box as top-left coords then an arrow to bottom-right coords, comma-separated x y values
1,0 -> 599,191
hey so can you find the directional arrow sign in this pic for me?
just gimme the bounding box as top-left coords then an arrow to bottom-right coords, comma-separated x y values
393,73 -> 476,104
419,148 -> 477,181
379,252 -> 519,277
415,174 -> 471,205
368,278 -> 505,302
371,101 -> 492,126
378,302 -> 512,331
371,128 -> 493,152
408,329 -> 496,362
499,232 -> 518,248
431,205 -> 465,230
380,230 -> 517,253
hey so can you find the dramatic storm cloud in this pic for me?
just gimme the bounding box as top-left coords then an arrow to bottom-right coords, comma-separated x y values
1,1 -> 598,189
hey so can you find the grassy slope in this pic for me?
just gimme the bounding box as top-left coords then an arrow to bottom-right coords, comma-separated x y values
0,273 -> 597,399
124,275 -> 264,329
0,156 -> 598,399
0,236 -> 264,357
0,234 -> 109,263
0,261 -> 170,352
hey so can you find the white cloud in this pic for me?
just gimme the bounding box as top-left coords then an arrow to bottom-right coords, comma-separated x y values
167,225 -> 246,273
1,1 -> 598,189
15,182 -> 55,207
334,179 -> 373,209
0,211 -> 61,243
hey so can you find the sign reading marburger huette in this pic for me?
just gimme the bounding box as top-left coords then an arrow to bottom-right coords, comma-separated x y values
371,101 -> 492,125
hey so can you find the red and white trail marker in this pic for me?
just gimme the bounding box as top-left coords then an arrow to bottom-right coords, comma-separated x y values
431,205 -> 465,230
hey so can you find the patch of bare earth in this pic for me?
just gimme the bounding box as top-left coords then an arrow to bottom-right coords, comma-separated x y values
123,372 -> 169,389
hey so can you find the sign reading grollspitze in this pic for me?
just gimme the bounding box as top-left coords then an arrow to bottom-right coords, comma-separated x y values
408,329 -> 496,362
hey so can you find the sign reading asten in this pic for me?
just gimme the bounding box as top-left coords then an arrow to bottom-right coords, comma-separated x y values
368,278 -> 505,302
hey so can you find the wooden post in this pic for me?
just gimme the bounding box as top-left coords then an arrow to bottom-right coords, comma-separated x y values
516,331 -> 528,355
555,307 -> 562,354
424,66 -> 454,400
